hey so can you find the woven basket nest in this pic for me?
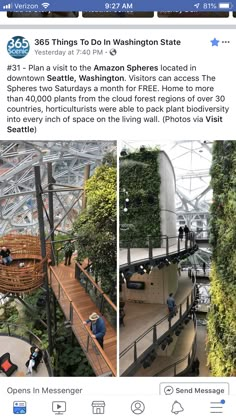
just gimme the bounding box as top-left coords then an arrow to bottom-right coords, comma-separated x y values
0,235 -> 51,293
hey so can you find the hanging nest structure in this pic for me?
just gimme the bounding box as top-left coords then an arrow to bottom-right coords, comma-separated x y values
0,235 -> 51,293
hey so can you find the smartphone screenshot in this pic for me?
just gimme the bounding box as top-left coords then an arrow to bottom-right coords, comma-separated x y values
0,1 -> 235,419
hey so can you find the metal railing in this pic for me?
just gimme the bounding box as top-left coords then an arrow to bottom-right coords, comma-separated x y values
55,246 -> 117,328
49,267 -> 116,377
154,314 -> 197,377
120,233 -> 196,268
120,280 -> 197,376
0,322 -> 53,376
75,262 -> 117,329
194,229 -> 210,239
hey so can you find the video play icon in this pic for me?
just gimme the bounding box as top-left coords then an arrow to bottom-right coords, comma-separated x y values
52,401 -> 66,414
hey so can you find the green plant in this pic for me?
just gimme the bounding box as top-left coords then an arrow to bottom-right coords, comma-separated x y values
73,155 -> 116,302
120,148 -> 161,247
54,342 -> 95,377
208,141 -> 236,376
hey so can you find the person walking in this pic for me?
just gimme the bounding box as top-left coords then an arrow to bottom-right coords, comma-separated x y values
178,226 -> 184,241
167,293 -> 177,319
202,262 -> 206,276
64,240 -> 74,266
84,312 -> 106,349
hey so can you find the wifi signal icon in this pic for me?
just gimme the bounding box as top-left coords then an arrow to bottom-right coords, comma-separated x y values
41,2 -> 50,8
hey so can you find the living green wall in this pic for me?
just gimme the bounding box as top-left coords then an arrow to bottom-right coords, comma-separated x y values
73,154 -> 116,301
208,141 -> 236,376
120,148 -> 161,247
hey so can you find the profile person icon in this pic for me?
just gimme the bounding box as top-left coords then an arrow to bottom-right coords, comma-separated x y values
131,400 -> 145,415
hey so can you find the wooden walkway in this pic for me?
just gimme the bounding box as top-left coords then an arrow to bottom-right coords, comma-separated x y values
49,262 -> 117,376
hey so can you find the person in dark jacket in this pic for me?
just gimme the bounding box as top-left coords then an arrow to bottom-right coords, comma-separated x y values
183,225 -> 190,239
202,262 -> 206,275
0,247 -> 13,265
178,226 -> 184,241
26,347 -> 42,374
25,346 -> 42,372
192,357 -> 200,376
84,312 -> 106,349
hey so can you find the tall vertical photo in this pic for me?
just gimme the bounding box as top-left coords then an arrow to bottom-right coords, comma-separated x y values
0,141 -> 117,377
119,141 -> 236,377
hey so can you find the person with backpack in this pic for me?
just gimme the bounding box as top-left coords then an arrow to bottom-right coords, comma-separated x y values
64,240 -> 75,266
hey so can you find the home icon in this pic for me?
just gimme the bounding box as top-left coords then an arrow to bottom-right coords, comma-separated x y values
92,401 -> 105,414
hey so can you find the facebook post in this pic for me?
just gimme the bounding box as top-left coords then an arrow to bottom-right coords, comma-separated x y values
0,24 -> 235,140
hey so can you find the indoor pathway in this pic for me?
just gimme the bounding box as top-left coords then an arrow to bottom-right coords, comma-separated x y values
120,272 -> 194,375
50,261 -> 117,376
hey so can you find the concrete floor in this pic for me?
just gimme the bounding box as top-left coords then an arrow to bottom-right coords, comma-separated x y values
120,273 -> 193,374
0,336 -> 49,377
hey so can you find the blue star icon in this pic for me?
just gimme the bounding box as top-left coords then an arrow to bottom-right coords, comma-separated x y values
211,38 -> 220,46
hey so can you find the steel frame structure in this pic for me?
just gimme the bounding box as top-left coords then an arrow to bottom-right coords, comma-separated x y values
0,141 -> 116,235
162,141 -> 213,268
160,140 -> 212,231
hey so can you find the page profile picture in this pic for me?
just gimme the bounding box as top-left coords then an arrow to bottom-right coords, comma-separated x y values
7,36 -> 30,59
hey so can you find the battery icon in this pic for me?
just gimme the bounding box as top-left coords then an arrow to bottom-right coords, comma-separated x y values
218,3 -> 233,8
